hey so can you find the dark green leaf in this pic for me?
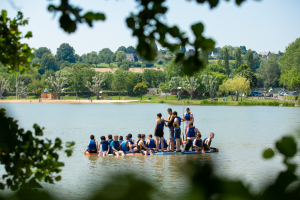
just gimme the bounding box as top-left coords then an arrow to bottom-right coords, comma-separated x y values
24,31 -> 32,39
276,137 -> 297,158
263,148 -> 275,159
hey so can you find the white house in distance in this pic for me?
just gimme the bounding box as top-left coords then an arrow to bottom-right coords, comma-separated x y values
126,53 -> 138,62
211,52 -> 219,59
259,51 -> 271,60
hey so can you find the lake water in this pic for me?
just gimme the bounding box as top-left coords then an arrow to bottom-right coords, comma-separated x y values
1,103 -> 300,199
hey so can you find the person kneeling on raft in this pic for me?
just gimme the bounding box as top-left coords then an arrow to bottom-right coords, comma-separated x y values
87,135 -> 98,153
120,135 -> 133,153
184,122 -> 201,152
192,133 -> 205,154
203,132 -> 219,152
133,134 -> 153,155
110,134 -> 124,156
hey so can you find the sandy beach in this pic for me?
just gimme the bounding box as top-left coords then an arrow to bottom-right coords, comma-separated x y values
0,100 -> 139,104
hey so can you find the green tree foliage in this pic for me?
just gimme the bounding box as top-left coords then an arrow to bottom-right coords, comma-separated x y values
34,47 -> 52,59
158,82 -> 171,100
39,53 -> 59,74
182,76 -> 199,100
117,46 -> 127,52
0,108 -> 75,190
166,59 -> 183,80
258,55 -> 281,88
47,72 -> 67,99
0,10 -> 38,73
0,76 -> 8,97
240,45 -> 247,55
280,38 -> 300,90
236,64 -> 257,88
205,63 -> 226,74
86,73 -> 106,99
201,74 -> 218,98
133,82 -> 149,100
220,76 -> 250,101
253,55 -> 261,72
142,69 -> 165,88
99,48 -> 113,56
126,46 -> 136,54
116,51 -> 127,62
246,49 -> 254,72
112,69 -> 126,100
125,72 -> 139,95
223,47 -> 230,76
55,43 -> 76,63
235,47 -> 242,69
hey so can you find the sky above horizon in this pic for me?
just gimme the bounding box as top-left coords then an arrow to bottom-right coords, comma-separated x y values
1,0 -> 300,56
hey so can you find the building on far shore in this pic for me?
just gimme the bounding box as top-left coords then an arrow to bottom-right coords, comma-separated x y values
260,51 -> 271,59
210,52 -> 219,59
126,53 -> 138,62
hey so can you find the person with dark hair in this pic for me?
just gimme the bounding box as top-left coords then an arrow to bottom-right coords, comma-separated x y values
154,113 -> 165,151
119,136 -> 124,145
184,122 -> 201,152
146,134 -> 157,150
133,134 -> 153,155
87,135 -> 98,153
110,135 -> 124,156
172,111 -> 182,152
98,136 -> 109,156
203,132 -> 219,152
127,133 -> 136,147
192,133 -> 205,153
108,134 -> 113,144
182,108 -> 193,141
164,108 -> 175,151
121,136 -> 132,152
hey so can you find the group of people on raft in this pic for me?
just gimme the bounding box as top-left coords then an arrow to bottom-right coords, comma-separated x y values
86,108 -> 218,156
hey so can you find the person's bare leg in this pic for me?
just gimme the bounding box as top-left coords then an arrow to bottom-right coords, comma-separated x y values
115,152 -> 119,157
170,139 -> 174,152
196,148 -> 200,153
176,138 -> 180,151
120,151 -> 124,156
160,137 -> 164,150
149,150 -> 153,155
156,137 -> 160,151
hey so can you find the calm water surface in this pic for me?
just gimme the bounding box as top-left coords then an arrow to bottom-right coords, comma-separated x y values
1,103 -> 300,199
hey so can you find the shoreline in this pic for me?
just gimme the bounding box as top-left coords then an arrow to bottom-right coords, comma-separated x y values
0,99 -> 298,107
0,100 -> 139,104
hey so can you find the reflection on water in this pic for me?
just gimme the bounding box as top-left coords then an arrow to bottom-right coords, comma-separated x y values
0,103 -> 300,199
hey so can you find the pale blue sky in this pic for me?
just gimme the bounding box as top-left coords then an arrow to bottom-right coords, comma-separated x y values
1,0 -> 300,55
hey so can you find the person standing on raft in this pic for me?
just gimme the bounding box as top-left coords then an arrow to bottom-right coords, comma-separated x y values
154,113 -> 165,152
165,108 -> 175,152
172,111 -> 182,152
182,108 -> 193,141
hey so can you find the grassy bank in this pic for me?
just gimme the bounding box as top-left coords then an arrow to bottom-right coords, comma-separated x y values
2,95 -> 297,106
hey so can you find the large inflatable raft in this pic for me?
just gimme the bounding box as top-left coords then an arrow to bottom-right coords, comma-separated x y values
84,149 -> 218,156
